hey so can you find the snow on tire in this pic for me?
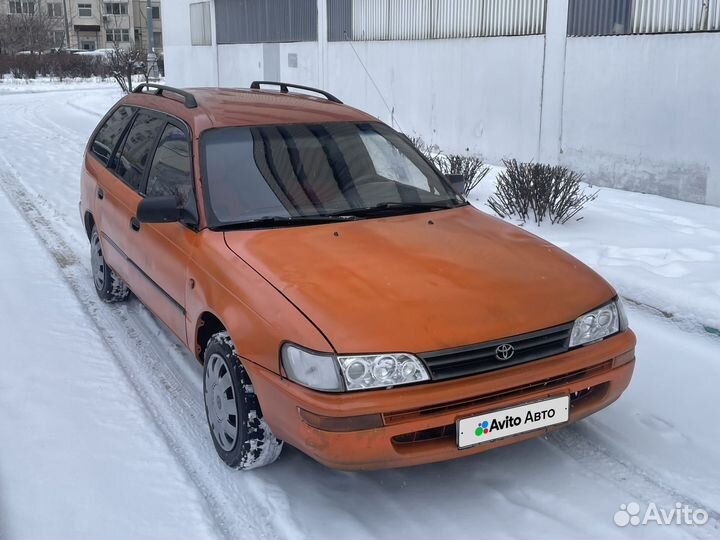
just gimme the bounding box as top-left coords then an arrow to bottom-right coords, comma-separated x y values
203,331 -> 283,470
90,226 -> 129,303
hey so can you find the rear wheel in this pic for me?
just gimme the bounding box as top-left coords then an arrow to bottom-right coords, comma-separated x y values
90,227 -> 129,303
203,331 -> 283,470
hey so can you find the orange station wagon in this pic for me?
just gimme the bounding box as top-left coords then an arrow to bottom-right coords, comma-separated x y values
79,82 -> 636,470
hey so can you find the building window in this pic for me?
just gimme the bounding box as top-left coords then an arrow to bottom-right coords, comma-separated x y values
48,2 -> 62,17
9,1 -> 35,14
152,6 -> 160,19
78,3 -> 92,17
52,30 -> 66,46
153,31 -> 163,48
106,28 -> 130,42
104,2 -> 128,15
190,2 -> 211,46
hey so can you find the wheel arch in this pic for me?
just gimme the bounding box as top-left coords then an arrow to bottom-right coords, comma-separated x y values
84,211 -> 95,240
195,310 -> 227,364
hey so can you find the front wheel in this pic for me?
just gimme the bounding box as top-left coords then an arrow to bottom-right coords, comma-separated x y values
90,227 -> 129,303
203,331 -> 283,470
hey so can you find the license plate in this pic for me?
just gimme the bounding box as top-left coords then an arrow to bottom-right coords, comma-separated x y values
457,395 -> 569,449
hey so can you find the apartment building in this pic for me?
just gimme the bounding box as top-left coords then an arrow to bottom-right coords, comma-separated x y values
0,0 -> 162,52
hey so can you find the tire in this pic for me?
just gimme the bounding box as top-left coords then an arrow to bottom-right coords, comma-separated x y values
203,331 -> 283,470
90,226 -> 130,303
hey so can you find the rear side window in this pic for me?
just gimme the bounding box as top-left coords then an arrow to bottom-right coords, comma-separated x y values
91,106 -> 135,166
146,124 -> 196,216
115,112 -> 164,191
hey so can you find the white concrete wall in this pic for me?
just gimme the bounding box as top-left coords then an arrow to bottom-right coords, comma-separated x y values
214,42 -> 320,88
560,33 -> 720,205
161,0 -> 720,206
324,37 -> 545,164
163,0 -> 219,87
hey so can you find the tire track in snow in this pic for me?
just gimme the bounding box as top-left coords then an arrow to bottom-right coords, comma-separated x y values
0,159 -> 304,540
547,425 -> 720,538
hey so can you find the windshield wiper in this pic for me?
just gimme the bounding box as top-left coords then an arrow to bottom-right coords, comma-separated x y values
213,214 -> 357,230
327,201 -> 465,218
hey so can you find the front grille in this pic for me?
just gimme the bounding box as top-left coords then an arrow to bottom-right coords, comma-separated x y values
419,322 -> 574,381
390,382 -> 609,447
384,360 -> 612,425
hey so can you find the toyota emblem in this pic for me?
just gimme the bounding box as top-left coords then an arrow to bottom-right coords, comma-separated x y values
495,343 -> 515,361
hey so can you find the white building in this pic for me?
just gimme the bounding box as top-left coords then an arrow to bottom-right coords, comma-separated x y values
162,0 -> 720,206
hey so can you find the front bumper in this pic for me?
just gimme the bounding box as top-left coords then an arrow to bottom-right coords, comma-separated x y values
244,330 -> 636,470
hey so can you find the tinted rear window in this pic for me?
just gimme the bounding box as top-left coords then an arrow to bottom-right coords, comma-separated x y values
91,106 -> 135,166
146,124 -> 195,210
114,112 -> 164,191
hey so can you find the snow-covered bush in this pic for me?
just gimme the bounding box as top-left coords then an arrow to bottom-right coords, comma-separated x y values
488,160 -> 598,225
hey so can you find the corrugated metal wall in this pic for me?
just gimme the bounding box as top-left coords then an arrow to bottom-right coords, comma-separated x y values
327,0 -> 547,41
632,0 -> 720,32
568,0 -> 720,35
215,0 -> 317,44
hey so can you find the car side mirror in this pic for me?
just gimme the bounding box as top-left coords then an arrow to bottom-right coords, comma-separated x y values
446,174 -> 465,196
137,196 -> 196,226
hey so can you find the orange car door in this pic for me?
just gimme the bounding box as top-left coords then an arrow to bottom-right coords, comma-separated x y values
89,105 -> 138,280
123,118 -> 198,345
98,109 -> 191,335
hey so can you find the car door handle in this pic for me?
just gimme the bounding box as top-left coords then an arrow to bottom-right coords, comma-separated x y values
97,188 -> 104,200
130,217 -> 141,231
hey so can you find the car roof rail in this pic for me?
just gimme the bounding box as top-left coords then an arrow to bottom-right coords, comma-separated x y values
250,81 -> 343,104
133,83 -> 198,109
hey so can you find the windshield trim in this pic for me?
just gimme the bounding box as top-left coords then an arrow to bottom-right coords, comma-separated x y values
199,121 -> 464,229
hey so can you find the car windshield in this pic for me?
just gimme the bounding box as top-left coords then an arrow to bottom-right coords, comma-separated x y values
200,122 -> 464,228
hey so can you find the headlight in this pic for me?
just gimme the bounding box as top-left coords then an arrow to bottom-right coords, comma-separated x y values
281,345 -> 430,392
338,353 -> 430,391
281,344 -> 344,392
569,299 -> 628,347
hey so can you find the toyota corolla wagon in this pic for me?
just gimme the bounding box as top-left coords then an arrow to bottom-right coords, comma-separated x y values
79,82 -> 636,470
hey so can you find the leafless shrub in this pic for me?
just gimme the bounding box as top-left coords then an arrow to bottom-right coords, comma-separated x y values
0,52 -> 110,80
408,136 -> 440,162
9,54 -> 40,78
0,55 -> 11,76
407,137 -> 489,196
488,159 -> 598,225
434,154 -> 490,196
47,53 -> 111,80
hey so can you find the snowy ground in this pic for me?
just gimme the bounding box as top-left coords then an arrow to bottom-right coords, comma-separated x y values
0,84 -> 719,540
0,76 -> 119,95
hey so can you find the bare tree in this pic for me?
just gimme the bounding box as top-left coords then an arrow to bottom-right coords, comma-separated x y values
102,6 -> 152,93
106,43 -> 152,92
0,0 -> 57,54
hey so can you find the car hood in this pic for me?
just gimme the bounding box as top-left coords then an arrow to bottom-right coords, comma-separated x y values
223,206 -> 615,353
